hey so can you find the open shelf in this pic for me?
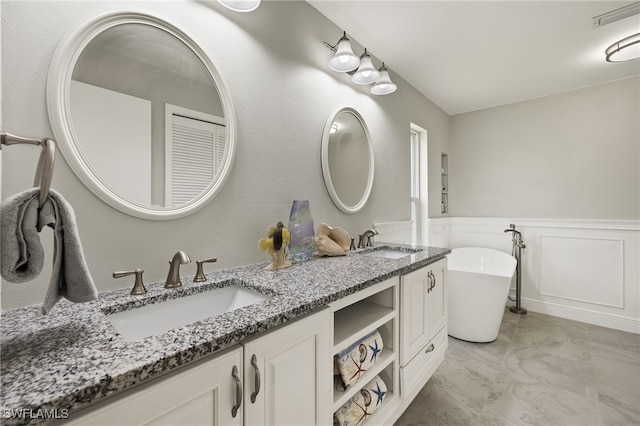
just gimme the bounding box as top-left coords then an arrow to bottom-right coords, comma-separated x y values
333,301 -> 395,352
331,278 -> 399,425
332,347 -> 395,410
441,153 -> 448,214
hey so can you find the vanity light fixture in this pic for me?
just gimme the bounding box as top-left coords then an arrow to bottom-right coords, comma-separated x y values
605,32 -> 640,62
218,0 -> 260,12
324,31 -> 397,95
352,49 -> 381,85
326,31 -> 361,72
370,63 -> 397,95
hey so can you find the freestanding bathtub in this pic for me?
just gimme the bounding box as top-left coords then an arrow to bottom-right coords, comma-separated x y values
447,247 -> 517,343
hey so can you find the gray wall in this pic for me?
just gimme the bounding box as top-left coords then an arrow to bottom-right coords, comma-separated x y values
449,77 -> 640,219
1,1 -> 450,309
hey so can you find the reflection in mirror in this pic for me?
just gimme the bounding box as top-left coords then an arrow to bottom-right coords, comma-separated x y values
321,107 -> 374,214
47,12 -> 236,220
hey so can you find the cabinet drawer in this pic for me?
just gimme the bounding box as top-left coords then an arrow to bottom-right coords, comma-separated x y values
399,327 -> 447,397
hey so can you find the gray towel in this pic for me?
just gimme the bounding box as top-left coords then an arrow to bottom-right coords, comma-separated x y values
1,188 -> 97,314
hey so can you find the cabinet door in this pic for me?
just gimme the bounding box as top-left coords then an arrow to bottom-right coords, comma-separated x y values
243,309 -> 332,426
400,268 -> 430,366
428,261 -> 447,337
66,346 -> 243,426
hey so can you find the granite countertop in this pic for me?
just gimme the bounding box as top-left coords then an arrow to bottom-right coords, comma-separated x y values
0,244 -> 450,425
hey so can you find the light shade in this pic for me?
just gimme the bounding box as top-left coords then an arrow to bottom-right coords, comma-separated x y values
218,0 -> 260,12
606,33 -> 640,62
370,64 -> 397,95
329,33 -> 360,72
352,49 -> 381,85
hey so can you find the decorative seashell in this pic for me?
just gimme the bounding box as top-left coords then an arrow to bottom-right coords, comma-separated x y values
314,234 -> 347,257
317,223 -> 350,252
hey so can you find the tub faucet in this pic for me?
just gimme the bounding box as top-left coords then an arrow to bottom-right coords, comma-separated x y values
165,250 -> 191,289
504,224 -> 527,315
504,224 -> 525,248
358,228 -> 379,248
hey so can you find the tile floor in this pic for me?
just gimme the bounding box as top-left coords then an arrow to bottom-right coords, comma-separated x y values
395,310 -> 640,426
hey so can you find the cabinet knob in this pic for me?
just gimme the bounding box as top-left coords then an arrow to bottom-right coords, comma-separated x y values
425,343 -> 435,353
231,365 -> 242,418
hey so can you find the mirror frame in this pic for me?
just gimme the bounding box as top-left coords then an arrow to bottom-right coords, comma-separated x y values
47,10 -> 237,220
321,107 -> 375,214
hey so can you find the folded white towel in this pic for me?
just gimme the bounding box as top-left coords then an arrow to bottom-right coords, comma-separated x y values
1,188 -> 97,314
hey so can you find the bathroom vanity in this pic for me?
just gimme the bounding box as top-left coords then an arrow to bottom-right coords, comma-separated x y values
0,245 -> 449,425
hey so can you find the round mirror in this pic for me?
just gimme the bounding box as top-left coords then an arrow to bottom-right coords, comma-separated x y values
47,11 -> 236,220
321,107 -> 374,214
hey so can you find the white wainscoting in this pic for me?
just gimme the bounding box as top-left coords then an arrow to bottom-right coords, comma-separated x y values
429,217 -> 640,334
374,221 -> 413,244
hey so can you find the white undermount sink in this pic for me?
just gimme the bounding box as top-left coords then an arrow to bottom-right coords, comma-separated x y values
362,246 -> 422,259
107,284 -> 269,342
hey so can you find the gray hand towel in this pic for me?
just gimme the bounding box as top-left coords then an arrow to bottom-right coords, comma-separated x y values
1,188 -> 98,314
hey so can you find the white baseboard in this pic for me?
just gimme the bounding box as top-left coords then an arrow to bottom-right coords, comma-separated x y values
521,298 -> 640,334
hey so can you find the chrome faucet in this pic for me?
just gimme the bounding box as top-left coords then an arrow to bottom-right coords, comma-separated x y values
358,228 -> 379,248
165,250 -> 191,289
504,224 -> 527,315
504,224 -> 525,248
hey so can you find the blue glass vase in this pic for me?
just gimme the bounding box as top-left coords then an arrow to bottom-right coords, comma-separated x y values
287,200 -> 315,262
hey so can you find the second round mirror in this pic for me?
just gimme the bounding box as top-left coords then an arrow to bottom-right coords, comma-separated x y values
321,107 -> 374,214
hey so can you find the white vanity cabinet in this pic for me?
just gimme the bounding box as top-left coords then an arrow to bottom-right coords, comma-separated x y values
241,308 -> 332,426
399,258 -> 448,398
60,258 -> 449,426
65,309 -> 331,426
65,345 -> 244,426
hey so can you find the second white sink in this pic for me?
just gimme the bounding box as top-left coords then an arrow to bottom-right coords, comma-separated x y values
364,249 -> 412,259
362,246 -> 423,259
107,284 -> 269,342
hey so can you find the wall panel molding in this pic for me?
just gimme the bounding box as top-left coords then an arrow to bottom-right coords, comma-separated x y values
539,235 -> 624,308
429,217 -> 639,334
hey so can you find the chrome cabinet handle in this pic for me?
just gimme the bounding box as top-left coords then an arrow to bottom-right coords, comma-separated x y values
427,271 -> 434,293
250,354 -> 261,403
231,365 -> 242,418
425,343 -> 435,353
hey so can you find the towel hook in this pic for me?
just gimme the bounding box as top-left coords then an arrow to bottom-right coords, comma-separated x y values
1,132 -> 56,205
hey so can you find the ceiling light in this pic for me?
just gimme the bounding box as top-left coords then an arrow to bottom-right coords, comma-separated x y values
352,49 -> 381,85
218,0 -> 260,12
326,32 -> 360,72
370,64 -> 397,95
605,33 -> 640,62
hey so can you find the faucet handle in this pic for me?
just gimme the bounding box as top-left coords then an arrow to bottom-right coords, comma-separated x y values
366,234 -> 375,247
194,257 -> 218,282
113,269 -> 147,295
